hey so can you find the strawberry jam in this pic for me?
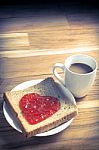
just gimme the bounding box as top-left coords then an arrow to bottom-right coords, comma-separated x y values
19,93 -> 60,125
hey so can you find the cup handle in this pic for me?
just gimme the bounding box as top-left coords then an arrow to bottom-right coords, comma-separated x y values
52,63 -> 65,86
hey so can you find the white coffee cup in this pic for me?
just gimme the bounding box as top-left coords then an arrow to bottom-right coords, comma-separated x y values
53,54 -> 97,98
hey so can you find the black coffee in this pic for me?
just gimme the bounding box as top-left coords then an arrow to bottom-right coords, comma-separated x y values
69,63 -> 93,74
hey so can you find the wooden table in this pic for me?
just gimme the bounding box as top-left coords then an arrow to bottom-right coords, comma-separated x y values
0,4 -> 99,150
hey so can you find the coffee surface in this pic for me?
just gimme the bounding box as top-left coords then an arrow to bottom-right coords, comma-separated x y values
69,63 -> 93,74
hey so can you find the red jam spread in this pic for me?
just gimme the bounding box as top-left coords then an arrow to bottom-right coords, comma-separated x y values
19,93 -> 60,125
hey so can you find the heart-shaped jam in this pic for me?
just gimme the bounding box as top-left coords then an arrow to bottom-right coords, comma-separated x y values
19,93 -> 60,125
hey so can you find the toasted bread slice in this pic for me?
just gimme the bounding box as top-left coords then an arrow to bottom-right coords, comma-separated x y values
3,77 -> 77,137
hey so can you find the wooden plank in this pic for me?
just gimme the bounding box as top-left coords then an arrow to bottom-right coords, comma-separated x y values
0,50 -> 99,78
0,12 -> 69,33
0,47 -> 98,58
0,33 -> 29,50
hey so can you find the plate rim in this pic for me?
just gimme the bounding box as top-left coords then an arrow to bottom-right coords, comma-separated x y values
3,78 -> 76,136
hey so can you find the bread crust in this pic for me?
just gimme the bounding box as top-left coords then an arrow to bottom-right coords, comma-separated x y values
3,93 -> 26,133
25,110 -> 77,138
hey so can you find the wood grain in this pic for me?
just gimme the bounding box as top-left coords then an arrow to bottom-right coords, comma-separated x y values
0,4 -> 99,150
0,33 -> 29,50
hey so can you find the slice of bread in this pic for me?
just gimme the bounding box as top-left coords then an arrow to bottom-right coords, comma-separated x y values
3,77 -> 78,138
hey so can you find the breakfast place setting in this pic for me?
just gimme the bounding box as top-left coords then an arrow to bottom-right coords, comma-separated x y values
0,1 -> 99,150
3,54 -> 97,138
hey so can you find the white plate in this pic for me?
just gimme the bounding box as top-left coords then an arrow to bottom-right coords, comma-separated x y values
3,79 -> 76,136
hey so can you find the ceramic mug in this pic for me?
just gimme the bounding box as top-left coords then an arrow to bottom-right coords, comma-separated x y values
52,54 -> 97,98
